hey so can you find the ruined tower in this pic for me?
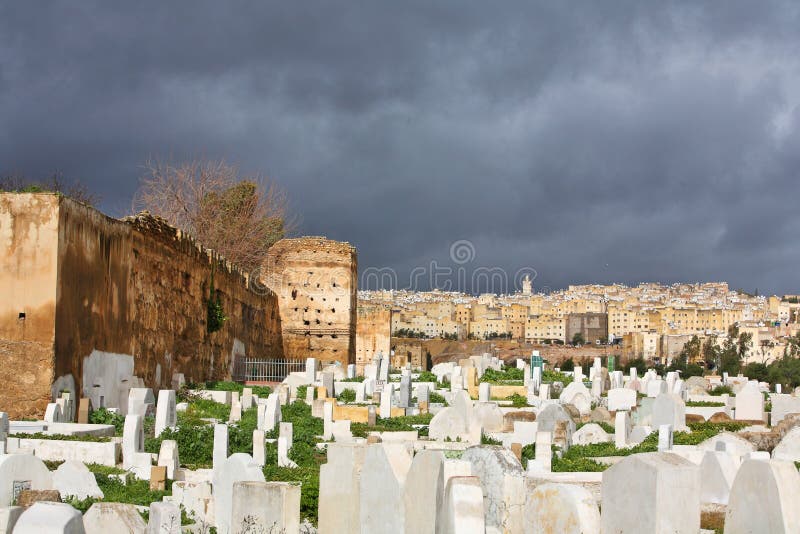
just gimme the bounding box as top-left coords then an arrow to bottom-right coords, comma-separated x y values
262,237 -> 357,367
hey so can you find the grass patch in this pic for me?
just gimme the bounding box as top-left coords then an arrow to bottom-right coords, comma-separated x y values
686,400 -> 725,407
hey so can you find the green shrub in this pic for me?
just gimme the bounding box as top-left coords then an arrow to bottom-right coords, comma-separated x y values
337,389 -> 356,403
416,371 -> 438,382
89,407 -> 125,435
709,385 -> 734,396
686,400 -> 725,407
507,393 -> 529,408
481,367 -> 524,384
340,376 -> 366,382
429,391 -> 447,405
481,433 -> 502,445
542,369 -> 574,386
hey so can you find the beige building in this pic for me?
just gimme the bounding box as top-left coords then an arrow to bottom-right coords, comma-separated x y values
355,305 -> 391,373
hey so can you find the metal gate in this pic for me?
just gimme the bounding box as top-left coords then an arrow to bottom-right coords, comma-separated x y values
232,357 -> 306,382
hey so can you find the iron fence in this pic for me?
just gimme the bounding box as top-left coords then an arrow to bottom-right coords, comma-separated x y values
232,357 -> 306,382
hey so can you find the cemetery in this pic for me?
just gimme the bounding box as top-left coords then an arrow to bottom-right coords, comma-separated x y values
1,351 -> 800,533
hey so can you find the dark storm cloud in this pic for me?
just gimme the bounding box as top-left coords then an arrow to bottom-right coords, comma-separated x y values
2,1 -> 800,294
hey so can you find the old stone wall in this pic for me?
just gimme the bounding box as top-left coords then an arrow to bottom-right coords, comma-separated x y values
355,304 -> 391,373
0,193 -> 283,418
262,237 -> 357,367
566,313 -> 609,344
0,194 -> 60,418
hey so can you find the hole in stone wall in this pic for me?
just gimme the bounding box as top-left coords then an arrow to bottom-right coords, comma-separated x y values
18,312 -> 26,320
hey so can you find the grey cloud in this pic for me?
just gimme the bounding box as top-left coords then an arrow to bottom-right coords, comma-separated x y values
2,1 -> 800,294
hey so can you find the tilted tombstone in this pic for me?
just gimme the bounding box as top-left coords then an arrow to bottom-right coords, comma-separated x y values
53,461 -> 103,501
462,445 -> 525,533
724,459 -> 800,534
772,426 -> 800,462
154,390 -> 176,437
403,450 -> 445,534
252,430 -> 266,467
319,442 -> 368,534
359,443 -> 413,533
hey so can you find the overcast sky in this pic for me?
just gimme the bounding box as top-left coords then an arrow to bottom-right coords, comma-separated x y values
2,2 -> 800,295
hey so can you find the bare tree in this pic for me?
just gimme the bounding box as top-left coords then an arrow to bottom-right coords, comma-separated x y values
133,159 -> 293,272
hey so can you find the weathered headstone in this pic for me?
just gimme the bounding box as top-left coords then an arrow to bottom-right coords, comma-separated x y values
319,442 -> 367,534
83,502 -> 145,534
360,443 -> 412,533
524,483 -> 600,534
602,452 -> 700,533
154,390 -> 176,437
438,476 -> 485,534
52,461 -> 103,501
13,502 -> 84,534
462,445 -> 525,533
147,501 -> 179,534
724,459 -> 800,533
230,481 -> 300,534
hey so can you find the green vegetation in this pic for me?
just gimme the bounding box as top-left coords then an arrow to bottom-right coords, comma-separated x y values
66,472 -> 171,513
480,367 -> 524,384
262,401 -> 324,524
571,332 -> 585,346
481,433 -> 502,445
686,400 -> 726,407
206,268 -> 227,333
560,358 -> 575,372
340,376 -> 366,382
709,385 -> 734,396
542,369 -> 573,387
416,371 -> 438,382
89,407 -> 126,435
429,391 -> 447,405
393,328 -> 429,339
351,413 -> 433,438
506,393 -> 530,408
337,388 -> 356,403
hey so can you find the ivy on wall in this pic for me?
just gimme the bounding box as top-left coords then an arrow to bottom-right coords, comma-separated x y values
206,267 -> 227,333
